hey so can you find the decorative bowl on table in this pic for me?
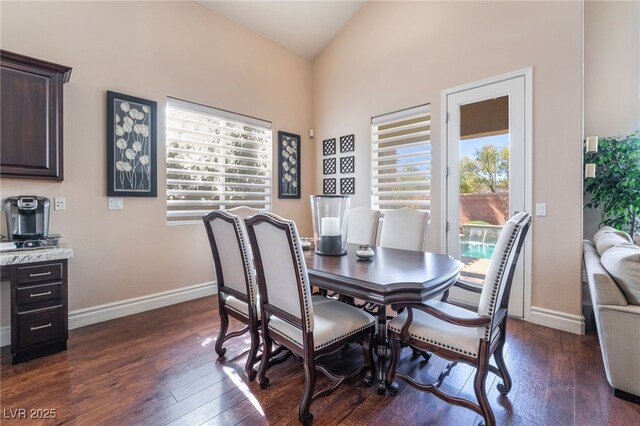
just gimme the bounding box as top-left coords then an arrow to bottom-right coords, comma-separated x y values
300,238 -> 312,250
356,244 -> 374,260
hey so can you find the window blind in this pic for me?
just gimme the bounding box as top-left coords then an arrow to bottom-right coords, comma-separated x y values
371,104 -> 431,210
166,98 -> 272,224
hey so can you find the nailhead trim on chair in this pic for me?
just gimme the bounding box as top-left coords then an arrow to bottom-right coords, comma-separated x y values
482,214 -> 530,341
269,319 -> 374,350
256,212 -> 314,333
388,322 -> 478,357
217,210 -> 258,306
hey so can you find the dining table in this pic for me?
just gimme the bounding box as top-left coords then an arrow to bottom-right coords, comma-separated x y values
303,243 -> 464,394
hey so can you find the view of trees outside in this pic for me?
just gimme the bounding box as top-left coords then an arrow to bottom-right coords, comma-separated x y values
460,142 -> 509,194
458,134 -> 509,271
166,107 -> 271,223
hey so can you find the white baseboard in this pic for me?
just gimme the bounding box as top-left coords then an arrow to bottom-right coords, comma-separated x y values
528,305 -> 585,335
0,281 -> 217,347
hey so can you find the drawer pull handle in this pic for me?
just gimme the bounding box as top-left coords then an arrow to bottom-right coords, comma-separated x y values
30,323 -> 52,331
29,272 -> 52,278
30,291 -> 52,298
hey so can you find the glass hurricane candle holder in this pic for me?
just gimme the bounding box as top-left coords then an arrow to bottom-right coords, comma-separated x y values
310,195 -> 350,256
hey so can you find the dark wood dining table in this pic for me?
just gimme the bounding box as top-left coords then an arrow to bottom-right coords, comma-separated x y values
304,243 -> 463,393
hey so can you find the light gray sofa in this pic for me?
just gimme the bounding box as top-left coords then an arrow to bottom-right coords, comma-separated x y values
583,227 -> 640,404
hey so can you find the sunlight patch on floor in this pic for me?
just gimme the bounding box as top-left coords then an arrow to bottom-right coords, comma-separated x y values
223,366 -> 265,416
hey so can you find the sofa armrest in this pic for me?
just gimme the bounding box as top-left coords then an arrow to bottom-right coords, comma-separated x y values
583,241 -> 629,306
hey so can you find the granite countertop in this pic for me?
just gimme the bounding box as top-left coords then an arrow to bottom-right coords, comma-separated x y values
0,247 -> 74,266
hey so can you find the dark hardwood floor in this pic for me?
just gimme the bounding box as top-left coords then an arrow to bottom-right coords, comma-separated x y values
1,296 -> 638,425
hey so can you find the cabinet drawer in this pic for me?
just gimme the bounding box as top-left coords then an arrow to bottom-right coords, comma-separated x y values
16,262 -> 63,285
17,305 -> 65,348
16,282 -> 62,306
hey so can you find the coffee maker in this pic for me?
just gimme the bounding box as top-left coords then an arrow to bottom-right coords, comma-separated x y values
4,196 -> 50,240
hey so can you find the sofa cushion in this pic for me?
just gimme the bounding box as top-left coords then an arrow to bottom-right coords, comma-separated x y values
596,232 -> 629,256
594,226 -> 632,245
600,243 -> 640,305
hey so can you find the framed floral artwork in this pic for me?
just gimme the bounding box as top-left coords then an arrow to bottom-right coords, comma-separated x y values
278,131 -> 301,199
106,91 -> 157,197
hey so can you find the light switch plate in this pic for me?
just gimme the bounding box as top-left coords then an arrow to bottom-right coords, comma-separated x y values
108,197 -> 123,210
536,203 -> 547,216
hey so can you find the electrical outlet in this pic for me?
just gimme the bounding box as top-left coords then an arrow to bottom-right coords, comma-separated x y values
108,197 -> 123,210
54,197 -> 66,211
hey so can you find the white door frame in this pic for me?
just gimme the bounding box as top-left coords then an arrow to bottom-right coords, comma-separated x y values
440,68 -> 533,321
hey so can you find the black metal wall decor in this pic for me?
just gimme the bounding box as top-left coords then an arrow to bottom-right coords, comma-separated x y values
323,178 -> 337,195
340,177 -> 355,195
323,158 -> 336,175
340,156 -> 355,174
323,134 -> 355,195
340,134 -> 355,153
323,138 -> 336,156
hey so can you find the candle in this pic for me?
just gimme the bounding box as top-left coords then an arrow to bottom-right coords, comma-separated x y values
321,217 -> 340,236
585,163 -> 596,178
585,136 -> 598,153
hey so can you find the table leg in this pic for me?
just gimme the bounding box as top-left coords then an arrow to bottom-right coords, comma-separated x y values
376,304 -> 389,395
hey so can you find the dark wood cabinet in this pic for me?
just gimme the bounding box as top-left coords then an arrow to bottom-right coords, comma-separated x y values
2,259 -> 69,364
0,50 -> 71,181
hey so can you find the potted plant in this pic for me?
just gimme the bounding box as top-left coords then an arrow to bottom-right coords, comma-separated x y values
584,131 -> 640,235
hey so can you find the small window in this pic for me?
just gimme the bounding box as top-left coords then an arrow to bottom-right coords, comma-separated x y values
371,104 -> 431,210
166,98 -> 272,224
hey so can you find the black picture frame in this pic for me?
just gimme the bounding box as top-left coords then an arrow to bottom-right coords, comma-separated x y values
107,91 -> 157,197
278,131 -> 301,199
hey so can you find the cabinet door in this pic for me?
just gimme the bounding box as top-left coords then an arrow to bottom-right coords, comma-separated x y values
0,51 -> 71,181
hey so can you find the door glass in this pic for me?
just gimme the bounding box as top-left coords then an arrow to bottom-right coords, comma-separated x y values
458,96 -> 509,285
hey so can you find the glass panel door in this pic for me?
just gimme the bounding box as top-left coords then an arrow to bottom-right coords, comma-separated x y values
446,76 -> 526,317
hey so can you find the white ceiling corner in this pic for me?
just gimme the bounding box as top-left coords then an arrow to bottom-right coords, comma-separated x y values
198,1 -> 365,60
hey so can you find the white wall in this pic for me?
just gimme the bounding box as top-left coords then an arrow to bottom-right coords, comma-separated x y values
0,1 -> 314,325
313,1 -> 584,319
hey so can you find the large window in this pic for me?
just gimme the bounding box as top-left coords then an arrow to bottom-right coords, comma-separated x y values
166,98 -> 272,224
371,104 -> 431,210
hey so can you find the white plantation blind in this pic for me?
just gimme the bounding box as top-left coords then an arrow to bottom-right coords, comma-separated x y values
166,98 -> 272,224
371,104 -> 431,210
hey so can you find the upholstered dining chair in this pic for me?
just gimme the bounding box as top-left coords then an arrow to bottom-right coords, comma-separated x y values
245,212 -> 376,425
379,208 -> 429,251
346,207 -> 380,246
386,212 -> 532,426
202,210 -> 260,380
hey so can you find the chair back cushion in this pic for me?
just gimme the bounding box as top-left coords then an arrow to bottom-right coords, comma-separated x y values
203,211 -> 257,305
347,207 -> 380,246
477,212 -> 531,339
227,206 -> 262,220
246,213 -> 314,332
379,208 -> 429,252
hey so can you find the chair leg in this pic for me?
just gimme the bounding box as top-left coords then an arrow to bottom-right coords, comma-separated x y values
299,354 -> 316,425
257,332 -> 273,389
473,358 -> 495,426
494,331 -> 512,395
386,334 -> 401,395
244,320 -> 260,381
215,308 -> 229,359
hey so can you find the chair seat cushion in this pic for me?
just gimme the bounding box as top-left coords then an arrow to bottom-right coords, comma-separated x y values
388,300 -> 483,357
225,295 -> 262,318
269,299 -> 375,350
